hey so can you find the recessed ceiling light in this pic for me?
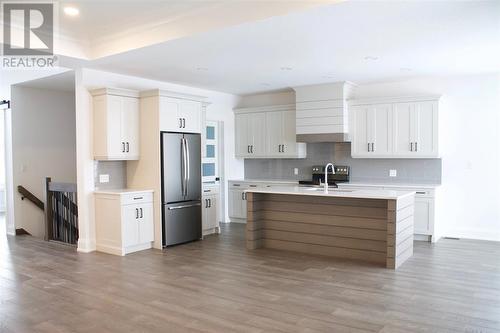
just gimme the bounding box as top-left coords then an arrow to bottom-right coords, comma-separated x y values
280,67 -> 293,71
364,56 -> 378,61
260,83 -> 271,86
322,74 -> 335,79
400,67 -> 412,72
64,6 -> 79,16
196,67 -> 208,71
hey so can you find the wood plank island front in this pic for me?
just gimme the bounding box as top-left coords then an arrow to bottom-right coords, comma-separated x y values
245,187 -> 416,269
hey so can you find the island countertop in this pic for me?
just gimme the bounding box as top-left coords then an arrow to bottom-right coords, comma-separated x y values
245,186 -> 415,200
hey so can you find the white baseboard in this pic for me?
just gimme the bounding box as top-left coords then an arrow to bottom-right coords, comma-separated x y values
444,228 -> 500,242
77,238 -> 96,253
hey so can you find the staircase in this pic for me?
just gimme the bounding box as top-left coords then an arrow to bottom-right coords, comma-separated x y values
17,177 -> 78,245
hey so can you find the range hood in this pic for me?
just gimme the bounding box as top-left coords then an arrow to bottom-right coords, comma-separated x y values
293,82 -> 355,143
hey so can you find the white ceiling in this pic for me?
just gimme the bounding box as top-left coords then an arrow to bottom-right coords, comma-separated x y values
57,0 -> 336,58
82,1 -> 500,95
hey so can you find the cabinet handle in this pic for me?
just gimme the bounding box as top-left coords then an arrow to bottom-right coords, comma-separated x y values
135,208 -> 139,219
179,118 -> 182,128
208,198 -> 211,208
251,145 -> 253,154
140,208 -> 143,218
182,118 -> 186,128
247,145 -> 250,154
126,142 -> 129,152
371,143 -> 374,152
278,144 -> 281,153
205,199 -> 208,208
416,191 -> 426,194
410,142 -> 413,152
415,142 -> 418,152
367,143 -> 370,152
282,144 -> 285,153
122,142 -> 126,152
133,197 -> 143,200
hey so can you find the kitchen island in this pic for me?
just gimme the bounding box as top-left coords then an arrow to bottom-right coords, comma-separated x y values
245,187 -> 415,269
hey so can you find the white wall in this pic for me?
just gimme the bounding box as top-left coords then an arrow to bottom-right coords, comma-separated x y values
11,86 -> 77,237
75,68 -> 242,252
0,68 -> 70,235
353,73 -> 500,241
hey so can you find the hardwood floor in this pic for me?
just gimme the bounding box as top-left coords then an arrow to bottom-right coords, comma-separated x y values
0,223 -> 499,333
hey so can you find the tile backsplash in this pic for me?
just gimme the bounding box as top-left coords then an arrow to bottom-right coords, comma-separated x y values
94,161 -> 127,190
244,142 -> 441,184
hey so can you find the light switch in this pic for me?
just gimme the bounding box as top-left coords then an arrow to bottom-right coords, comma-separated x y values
99,174 -> 110,183
389,169 -> 397,177
294,168 -> 299,175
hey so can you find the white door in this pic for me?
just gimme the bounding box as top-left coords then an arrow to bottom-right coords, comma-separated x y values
282,111 -> 297,156
235,114 -> 249,157
351,106 -> 370,157
180,100 -> 201,133
414,197 -> 432,235
160,97 -> 183,132
121,97 -> 139,158
371,104 -> 392,156
122,205 -> 139,247
138,203 -> 154,243
229,189 -> 246,219
107,95 -> 125,158
413,101 -> 438,156
266,111 -> 282,156
249,113 -> 267,157
393,102 -> 414,156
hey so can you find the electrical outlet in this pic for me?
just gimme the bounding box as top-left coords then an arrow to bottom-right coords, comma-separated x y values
389,169 -> 397,177
294,168 -> 299,175
99,174 -> 110,183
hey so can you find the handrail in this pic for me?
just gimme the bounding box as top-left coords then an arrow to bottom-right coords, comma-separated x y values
17,185 -> 44,210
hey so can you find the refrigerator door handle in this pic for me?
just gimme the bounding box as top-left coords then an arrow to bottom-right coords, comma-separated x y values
168,203 -> 201,210
185,136 -> 190,197
181,138 -> 186,197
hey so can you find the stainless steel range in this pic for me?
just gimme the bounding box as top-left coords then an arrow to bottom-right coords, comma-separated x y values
298,165 -> 350,188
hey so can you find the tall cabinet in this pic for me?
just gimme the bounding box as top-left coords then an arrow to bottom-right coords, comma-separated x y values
350,96 -> 439,158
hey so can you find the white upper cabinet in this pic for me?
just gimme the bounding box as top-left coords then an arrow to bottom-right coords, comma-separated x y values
351,104 -> 392,157
234,105 -> 306,159
235,112 -> 266,157
393,100 -> 438,157
159,97 -> 202,133
91,88 -> 140,160
350,97 -> 439,158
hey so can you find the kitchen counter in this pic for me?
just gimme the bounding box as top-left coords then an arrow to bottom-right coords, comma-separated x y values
94,189 -> 153,195
340,182 -> 440,189
245,187 -> 415,269
245,186 -> 415,200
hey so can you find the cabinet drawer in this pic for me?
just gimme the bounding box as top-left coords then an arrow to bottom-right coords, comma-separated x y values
384,187 -> 435,198
203,187 -> 220,195
121,192 -> 153,205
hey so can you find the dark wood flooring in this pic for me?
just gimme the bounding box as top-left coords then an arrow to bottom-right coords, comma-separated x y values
0,223 -> 499,333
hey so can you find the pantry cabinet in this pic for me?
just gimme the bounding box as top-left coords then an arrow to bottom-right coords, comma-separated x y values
234,105 -> 306,159
91,88 -> 140,160
350,96 -> 439,158
95,190 -> 154,255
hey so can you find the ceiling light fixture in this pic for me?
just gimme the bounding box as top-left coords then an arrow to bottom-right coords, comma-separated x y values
64,6 -> 79,16
400,67 -> 412,72
364,56 -> 378,61
196,67 -> 208,71
260,83 -> 271,86
280,66 -> 293,71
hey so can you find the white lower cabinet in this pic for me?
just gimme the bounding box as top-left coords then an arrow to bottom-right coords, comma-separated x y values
202,185 -> 220,235
95,190 -> 154,255
338,184 -> 437,241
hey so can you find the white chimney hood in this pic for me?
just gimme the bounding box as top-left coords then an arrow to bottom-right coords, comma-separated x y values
293,82 -> 355,143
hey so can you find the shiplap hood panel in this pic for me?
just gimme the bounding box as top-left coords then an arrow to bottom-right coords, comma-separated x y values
293,82 -> 355,143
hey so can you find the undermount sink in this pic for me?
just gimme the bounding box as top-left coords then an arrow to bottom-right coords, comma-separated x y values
303,188 -> 354,193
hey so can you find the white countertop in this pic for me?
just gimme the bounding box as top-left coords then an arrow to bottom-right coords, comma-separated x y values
229,179 -> 439,189
245,186 -> 415,200
94,189 -> 153,195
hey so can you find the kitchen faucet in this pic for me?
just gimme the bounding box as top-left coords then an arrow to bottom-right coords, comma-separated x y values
324,163 -> 335,193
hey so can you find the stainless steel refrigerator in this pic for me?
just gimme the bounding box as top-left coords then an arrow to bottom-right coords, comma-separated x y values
161,132 -> 202,246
